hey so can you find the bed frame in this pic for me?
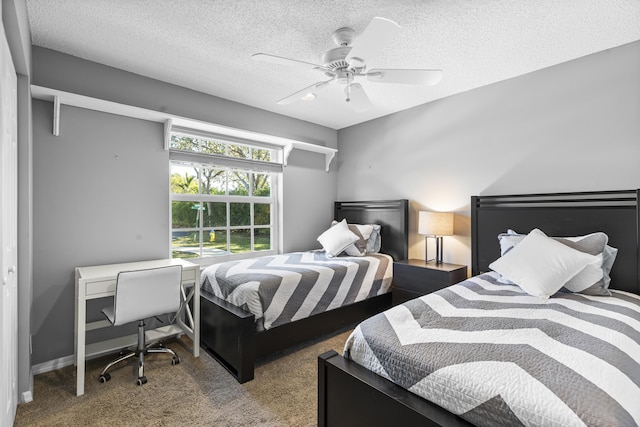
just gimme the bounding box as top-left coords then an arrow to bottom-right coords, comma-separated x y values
200,199 -> 408,383
318,189 -> 640,427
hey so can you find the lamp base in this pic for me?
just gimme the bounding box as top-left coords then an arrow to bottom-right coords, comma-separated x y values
425,236 -> 445,265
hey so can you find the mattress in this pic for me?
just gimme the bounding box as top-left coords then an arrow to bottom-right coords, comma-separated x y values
201,251 -> 392,330
344,272 -> 640,426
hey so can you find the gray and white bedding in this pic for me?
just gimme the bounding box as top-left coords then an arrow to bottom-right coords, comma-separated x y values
344,271 -> 640,426
201,251 -> 392,331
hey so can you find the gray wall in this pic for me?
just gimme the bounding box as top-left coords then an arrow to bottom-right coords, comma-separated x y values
32,102 -> 171,362
31,49 -> 338,364
337,40 -> 640,268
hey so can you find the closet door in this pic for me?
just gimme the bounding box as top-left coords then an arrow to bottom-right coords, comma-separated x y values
0,24 -> 18,427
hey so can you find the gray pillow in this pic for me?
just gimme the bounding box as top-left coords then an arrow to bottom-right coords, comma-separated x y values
331,220 -> 374,256
497,230 -> 615,296
365,225 -> 382,254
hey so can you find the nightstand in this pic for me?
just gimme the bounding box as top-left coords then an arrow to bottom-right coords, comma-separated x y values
392,259 -> 468,305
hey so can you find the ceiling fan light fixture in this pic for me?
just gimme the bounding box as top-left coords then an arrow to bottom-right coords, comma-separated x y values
258,16 -> 442,109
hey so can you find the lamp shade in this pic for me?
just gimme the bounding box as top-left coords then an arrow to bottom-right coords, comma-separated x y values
419,211 -> 454,236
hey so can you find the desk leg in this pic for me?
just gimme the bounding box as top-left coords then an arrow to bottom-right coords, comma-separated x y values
193,267 -> 200,357
75,277 -> 86,396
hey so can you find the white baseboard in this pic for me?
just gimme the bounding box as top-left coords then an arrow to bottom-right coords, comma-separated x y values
32,334 -> 185,376
21,391 -> 33,403
32,354 -> 75,375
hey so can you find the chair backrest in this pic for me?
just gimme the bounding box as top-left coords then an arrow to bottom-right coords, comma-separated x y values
112,265 -> 183,326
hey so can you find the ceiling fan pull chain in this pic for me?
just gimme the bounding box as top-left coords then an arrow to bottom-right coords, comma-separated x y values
345,71 -> 353,102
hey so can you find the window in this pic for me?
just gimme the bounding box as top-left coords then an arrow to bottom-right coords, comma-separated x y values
169,129 -> 281,260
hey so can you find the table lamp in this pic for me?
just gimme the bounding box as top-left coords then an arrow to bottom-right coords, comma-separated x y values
418,211 -> 454,264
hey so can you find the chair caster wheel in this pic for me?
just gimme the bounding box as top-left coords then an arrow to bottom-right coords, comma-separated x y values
171,357 -> 180,365
99,373 -> 111,383
136,376 -> 147,386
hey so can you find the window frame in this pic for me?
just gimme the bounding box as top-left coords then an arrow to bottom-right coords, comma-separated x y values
169,130 -> 281,266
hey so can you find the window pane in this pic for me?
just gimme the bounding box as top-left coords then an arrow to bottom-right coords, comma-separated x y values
201,168 -> 226,195
253,173 -> 271,197
229,171 -> 250,196
202,139 -> 226,155
203,202 -> 227,227
230,229 -> 251,254
171,134 -> 200,152
170,132 -> 278,260
230,203 -> 250,226
203,229 -> 228,256
172,230 -> 200,259
254,203 -> 270,226
229,144 -> 250,159
254,228 -> 271,251
172,201 -> 200,228
252,148 -> 271,162
170,163 -> 199,194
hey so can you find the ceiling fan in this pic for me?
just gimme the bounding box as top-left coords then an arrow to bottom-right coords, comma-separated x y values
252,17 -> 443,112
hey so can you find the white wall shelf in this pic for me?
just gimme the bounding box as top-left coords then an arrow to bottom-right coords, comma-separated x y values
31,85 -> 337,172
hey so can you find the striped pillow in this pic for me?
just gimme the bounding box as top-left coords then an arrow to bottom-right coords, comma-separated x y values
331,221 -> 374,256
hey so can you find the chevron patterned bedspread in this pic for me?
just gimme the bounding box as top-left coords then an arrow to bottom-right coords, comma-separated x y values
200,251 -> 392,330
344,271 -> 640,427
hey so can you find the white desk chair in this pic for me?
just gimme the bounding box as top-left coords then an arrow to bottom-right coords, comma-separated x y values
98,265 -> 183,386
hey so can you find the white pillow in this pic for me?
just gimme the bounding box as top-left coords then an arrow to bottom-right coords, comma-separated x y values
496,230 -> 612,295
489,229 -> 601,299
331,220 -> 374,256
317,219 -> 359,257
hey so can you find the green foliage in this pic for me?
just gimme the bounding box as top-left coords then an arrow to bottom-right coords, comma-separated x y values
203,202 -> 226,227
170,173 -> 198,194
172,202 -> 199,228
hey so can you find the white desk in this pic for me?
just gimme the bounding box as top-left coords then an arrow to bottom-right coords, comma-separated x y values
74,258 -> 200,396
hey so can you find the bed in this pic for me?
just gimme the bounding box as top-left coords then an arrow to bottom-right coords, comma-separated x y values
318,189 -> 640,427
199,199 -> 408,383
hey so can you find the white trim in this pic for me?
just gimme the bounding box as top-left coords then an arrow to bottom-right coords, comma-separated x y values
32,354 -> 75,375
31,85 -> 337,171
20,391 -> 32,404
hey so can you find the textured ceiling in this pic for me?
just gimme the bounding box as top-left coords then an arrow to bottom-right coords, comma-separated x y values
26,0 -> 640,130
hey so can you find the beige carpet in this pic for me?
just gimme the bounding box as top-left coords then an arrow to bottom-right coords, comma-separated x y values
14,330 -> 350,426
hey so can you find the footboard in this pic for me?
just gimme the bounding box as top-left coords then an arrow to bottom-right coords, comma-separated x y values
200,288 -> 256,383
317,351 -> 473,427
201,290 -> 392,384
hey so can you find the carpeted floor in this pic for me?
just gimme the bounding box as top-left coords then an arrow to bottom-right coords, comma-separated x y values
14,330 -> 351,426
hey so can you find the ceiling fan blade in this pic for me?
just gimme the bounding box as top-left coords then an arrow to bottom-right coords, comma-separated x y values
345,83 -> 372,112
276,79 -> 333,105
252,53 -> 327,72
345,17 -> 401,68
366,68 -> 443,85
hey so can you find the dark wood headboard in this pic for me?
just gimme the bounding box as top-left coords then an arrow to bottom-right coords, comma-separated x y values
334,199 -> 408,262
471,190 -> 640,294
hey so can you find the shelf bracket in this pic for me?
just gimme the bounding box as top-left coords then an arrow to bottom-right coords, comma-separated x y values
324,151 -> 336,172
283,144 -> 294,166
164,118 -> 173,150
53,95 -> 60,136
